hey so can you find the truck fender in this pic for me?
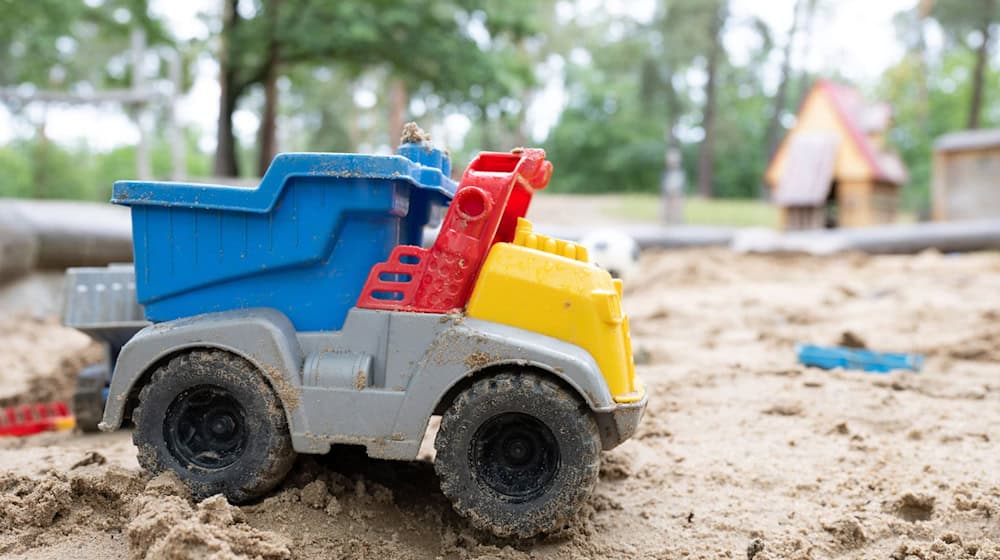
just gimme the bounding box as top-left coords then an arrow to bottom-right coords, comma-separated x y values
391,317 -> 617,452
99,308 -> 309,439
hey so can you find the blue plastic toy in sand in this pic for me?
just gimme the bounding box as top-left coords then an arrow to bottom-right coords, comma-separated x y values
112,143 -> 455,331
797,344 -> 924,373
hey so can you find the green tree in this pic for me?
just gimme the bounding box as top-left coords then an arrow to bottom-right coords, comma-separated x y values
765,0 -> 807,172
0,0 -> 179,195
0,0 -> 172,91
931,0 -> 999,129
879,48 -> 1000,212
695,0 -> 728,198
213,0 -> 541,176
543,9 -> 666,193
545,93 -> 666,194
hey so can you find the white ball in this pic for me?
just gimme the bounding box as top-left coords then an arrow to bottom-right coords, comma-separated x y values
579,229 -> 641,283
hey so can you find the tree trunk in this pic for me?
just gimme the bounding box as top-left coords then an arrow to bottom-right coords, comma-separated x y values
130,27 -> 151,180
794,0 -> 818,110
257,63 -> 278,176
765,0 -> 803,165
914,0 -> 934,122
664,67 -> 681,152
214,0 -> 240,177
479,108 -> 492,151
968,15 -> 992,129
256,0 -> 281,177
697,3 -> 726,198
348,108 -> 360,150
388,78 -> 408,148
33,119 -> 49,198
516,89 -> 533,148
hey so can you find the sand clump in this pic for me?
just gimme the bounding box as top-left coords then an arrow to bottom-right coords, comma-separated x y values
0,459 -> 146,553
1,249 -> 999,558
891,533 -> 1000,560
127,473 -> 292,560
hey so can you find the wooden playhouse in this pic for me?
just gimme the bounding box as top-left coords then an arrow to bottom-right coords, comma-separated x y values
932,129 -> 1000,221
765,81 -> 908,230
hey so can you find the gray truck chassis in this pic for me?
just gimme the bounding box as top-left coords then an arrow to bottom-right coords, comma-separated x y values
64,266 -> 643,460
100,306 -> 644,459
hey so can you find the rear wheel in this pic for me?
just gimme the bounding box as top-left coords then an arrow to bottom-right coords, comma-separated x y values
434,371 -> 601,538
73,362 -> 111,433
132,350 -> 296,502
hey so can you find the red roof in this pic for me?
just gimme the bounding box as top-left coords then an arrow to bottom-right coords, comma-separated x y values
819,80 -> 908,185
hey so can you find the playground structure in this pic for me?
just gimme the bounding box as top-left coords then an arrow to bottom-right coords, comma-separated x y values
0,29 -> 184,181
765,81 -> 908,230
932,129 -> 1000,222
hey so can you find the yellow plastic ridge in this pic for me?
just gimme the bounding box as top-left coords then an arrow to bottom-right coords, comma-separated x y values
512,218 -> 589,262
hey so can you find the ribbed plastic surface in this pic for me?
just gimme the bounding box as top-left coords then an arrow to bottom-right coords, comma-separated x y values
112,146 -> 455,331
0,401 -> 74,437
62,264 -> 148,346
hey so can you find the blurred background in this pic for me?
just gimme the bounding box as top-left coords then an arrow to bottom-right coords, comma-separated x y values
0,0 -> 997,227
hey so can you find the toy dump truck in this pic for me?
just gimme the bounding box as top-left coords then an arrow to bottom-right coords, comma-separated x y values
66,134 -> 646,537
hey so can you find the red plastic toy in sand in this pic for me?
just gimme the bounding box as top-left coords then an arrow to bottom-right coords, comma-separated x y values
0,401 -> 75,437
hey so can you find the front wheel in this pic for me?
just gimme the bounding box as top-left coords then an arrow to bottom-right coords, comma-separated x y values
132,350 -> 296,502
434,371 -> 601,538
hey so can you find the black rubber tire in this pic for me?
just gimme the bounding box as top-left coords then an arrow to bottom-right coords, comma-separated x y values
434,371 -> 601,538
132,350 -> 296,503
73,363 -> 111,433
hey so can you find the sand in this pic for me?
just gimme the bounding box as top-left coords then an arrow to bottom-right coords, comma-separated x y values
0,249 -> 997,559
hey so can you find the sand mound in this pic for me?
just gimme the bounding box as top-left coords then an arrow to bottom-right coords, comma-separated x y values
0,314 -> 103,407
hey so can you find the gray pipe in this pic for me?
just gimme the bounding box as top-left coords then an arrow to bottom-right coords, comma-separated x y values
0,200 -> 132,276
731,220 -> 1000,255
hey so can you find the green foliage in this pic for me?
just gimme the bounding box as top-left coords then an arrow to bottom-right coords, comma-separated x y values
0,0 -> 173,90
931,0 -> 998,43
704,44 -> 772,198
0,145 -> 33,198
217,0 -> 543,174
0,139 -> 102,200
0,0 -> 89,86
262,0 -> 533,96
609,194 -> 779,227
710,101 -> 769,197
0,137 -> 212,201
545,0 -> 773,197
878,48 -> 1000,212
545,94 -> 665,193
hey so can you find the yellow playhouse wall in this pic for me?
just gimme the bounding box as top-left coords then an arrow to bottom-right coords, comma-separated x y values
837,180 -> 899,227
872,181 -> 899,224
837,180 -> 872,227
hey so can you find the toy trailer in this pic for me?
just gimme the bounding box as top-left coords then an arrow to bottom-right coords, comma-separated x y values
61,263 -> 148,431
75,136 -> 646,538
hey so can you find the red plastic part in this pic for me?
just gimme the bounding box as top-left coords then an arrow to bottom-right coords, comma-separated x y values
0,401 -> 73,437
357,148 -> 552,313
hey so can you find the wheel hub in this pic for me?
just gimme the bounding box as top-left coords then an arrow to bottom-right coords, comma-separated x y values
471,412 -> 559,502
164,385 -> 248,470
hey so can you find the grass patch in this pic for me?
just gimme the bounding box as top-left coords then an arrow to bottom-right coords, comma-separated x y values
609,194 -> 780,227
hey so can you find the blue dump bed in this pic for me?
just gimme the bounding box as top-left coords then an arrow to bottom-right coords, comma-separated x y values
112,144 -> 455,331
